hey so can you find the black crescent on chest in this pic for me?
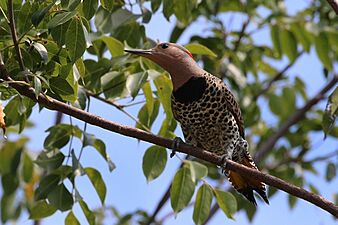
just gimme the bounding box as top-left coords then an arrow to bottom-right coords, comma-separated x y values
172,76 -> 207,104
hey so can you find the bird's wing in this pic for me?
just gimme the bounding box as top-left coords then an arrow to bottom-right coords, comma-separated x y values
222,82 -> 245,138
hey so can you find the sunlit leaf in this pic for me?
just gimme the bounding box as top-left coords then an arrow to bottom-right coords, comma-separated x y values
213,189 -> 237,219
322,87 -> 338,138
80,200 -> 96,225
315,32 -> 332,70
170,167 -> 195,214
279,28 -> 298,62
100,36 -> 124,57
29,200 -> 57,220
142,145 -> 167,182
126,71 -> 148,99
193,184 -> 213,225
47,11 -> 77,29
154,75 -> 173,119
185,43 -> 217,58
22,153 -> 33,182
185,160 -> 208,182
85,167 -> 106,204
65,211 -> 80,225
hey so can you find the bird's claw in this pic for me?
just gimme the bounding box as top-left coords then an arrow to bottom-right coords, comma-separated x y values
171,137 -> 184,158
220,154 -> 230,176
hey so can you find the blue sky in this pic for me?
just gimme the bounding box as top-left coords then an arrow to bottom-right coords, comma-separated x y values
11,1 -> 338,224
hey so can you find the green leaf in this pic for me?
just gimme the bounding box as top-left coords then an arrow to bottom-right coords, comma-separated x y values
100,0 -> 114,11
151,0 -> 161,13
315,32 -> 332,70
185,161 -> 208,182
33,42 -> 48,64
279,28 -> 298,62
51,21 -> 71,46
126,71 -> 148,99
100,36 -> 124,57
290,22 -> 311,52
71,150 -> 85,176
29,200 -> 57,220
83,133 -> 116,172
50,77 -> 75,97
270,25 -> 282,58
85,167 -> 106,204
170,167 -> 195,214
173,0 -> 196,25
65,211 -> 80,225
163,0 -> 174,20
185,43 -> 217,58
2,174 -> 19,195
68,0 -> 81,10
322,87 -> 338,138
44,124 -> 71,149
95,8 -> 139,33
326,162 -> 336,182
193,184 -> 213,225
101,71 -> 127,99
47,183 -> 74,211
82,0 -> 98,20
65,17 -> 86,62
22,153 -> 33,182
142,145 -> 167,182
33,76 -> 42,99
142,82 -> 154,117
47,11 -> 77,29
154,75 -> 173,119
136,100 -> 160,131
79,200 -> 96,225
288,195 -> 297,209
35,174 -> 61,200
31,2 -> 55,26
213,189 -> 237,219
141,6 -> 152,23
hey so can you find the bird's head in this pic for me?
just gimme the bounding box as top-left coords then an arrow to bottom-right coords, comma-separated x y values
125,42 -> 204,90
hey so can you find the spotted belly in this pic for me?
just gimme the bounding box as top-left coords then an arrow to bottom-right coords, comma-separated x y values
171,95 -> 240,156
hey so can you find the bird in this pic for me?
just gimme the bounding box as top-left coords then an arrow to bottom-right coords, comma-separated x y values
125,42 -> 269,205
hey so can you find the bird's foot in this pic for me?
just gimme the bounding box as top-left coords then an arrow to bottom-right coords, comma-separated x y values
220,154 -> 232,176
170,137 -> 184,158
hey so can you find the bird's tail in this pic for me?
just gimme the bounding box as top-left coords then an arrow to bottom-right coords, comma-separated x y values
227,152 -> 269,205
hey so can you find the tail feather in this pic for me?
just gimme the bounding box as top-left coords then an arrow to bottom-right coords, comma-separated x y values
227,152 -> 269,205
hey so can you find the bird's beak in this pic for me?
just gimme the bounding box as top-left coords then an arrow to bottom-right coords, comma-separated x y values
124,49 -> 153,56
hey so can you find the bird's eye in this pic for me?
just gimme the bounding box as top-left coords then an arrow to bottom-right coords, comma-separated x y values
161,43 -> 169,49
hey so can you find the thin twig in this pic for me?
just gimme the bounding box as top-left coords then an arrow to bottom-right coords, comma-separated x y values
1,61 -> 338,218
233,17 -> 250,52
306,149 -> 338,164
85,90 -> 151,133
252,51 -> 304,101
254,74 -> 338,162
326,0 -> 338,15
7,0 -> 28,82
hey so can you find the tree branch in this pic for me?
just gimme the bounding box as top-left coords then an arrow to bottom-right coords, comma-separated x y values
1,64 -> 338,219
7,0 -> 28,82
326,0 -> 338,15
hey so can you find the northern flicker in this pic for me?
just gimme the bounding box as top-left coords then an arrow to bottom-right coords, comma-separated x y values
125,42 -> 269,205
